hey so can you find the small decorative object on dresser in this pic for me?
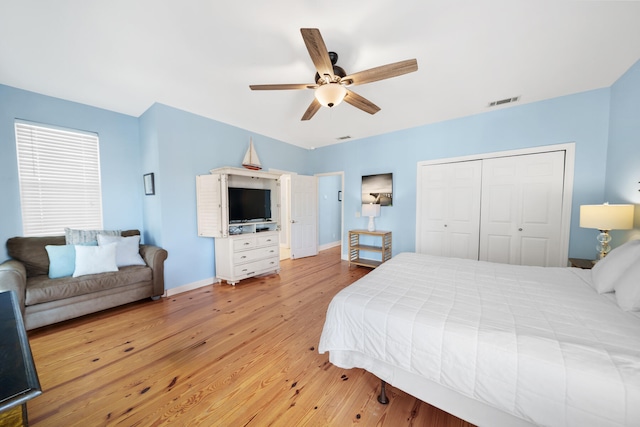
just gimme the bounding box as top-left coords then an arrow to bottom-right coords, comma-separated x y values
569,257 -> 595,269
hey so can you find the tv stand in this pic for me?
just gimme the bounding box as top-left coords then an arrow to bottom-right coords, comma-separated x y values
196,167 -> 281,285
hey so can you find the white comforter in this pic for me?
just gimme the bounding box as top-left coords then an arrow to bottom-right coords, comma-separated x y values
319,253 -> 640,427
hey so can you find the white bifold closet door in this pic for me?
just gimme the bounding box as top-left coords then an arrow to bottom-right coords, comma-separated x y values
416,160 -> 482,259
416,149 -> 567,267
479,150 -> 565,267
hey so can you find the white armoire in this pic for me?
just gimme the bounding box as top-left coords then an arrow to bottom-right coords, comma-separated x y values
196,167 -> 281,285
416,145 -> 574,267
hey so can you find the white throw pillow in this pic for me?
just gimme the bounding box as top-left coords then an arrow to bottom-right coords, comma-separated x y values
613,261 -> 640,311
591,239 -> 640,293
73,242 -> 118,277
97,234 -> 146,267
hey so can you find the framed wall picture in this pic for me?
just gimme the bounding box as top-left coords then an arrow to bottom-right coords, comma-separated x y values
362,173 -> 392,206
143,173 -> 155,196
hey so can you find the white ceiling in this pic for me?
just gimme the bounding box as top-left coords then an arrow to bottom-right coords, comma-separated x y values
1,1 -> 640,150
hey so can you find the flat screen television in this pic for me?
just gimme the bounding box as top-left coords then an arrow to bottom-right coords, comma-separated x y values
228,187 -> 272,223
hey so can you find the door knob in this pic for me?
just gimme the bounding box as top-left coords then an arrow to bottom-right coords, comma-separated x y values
290,219 -> 296,223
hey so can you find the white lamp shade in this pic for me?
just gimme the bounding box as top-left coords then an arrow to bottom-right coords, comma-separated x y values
362,203 -> 381,218
580,204 -> 634,230
314,83 -> 347,107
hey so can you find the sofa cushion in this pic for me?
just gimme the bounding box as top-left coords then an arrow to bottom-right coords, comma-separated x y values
45,244 -> 76,279
25,265 -> 152,306
7,230 -> 141,279
97,234 -> 146,267
7,235 -> 66,277
73,243 -> 119,277
65,228 -> 121,245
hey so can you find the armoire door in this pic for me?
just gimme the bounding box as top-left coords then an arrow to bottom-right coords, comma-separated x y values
479,150 -> 565,267
416,160 -> 482,259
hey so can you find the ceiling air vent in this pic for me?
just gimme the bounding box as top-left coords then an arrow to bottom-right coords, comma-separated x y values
488,96 -> 520,107
336,135 -> 352,140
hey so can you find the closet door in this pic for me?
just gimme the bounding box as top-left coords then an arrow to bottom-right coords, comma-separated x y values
416,160 -> 482,259
479,151 -> 565,267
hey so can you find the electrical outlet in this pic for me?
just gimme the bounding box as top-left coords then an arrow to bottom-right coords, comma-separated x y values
355,211 -> 361,218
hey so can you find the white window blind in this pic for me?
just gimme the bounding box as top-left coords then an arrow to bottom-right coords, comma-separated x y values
15,121 -> 103,236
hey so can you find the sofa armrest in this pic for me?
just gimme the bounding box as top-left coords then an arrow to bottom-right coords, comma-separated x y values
139,245 -> 168,297
0,260 -> 28,315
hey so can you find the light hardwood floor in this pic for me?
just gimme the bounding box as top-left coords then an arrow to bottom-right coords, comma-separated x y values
27,247 -> 474,426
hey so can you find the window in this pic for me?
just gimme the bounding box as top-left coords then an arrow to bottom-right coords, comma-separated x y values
15,121 -> 103,236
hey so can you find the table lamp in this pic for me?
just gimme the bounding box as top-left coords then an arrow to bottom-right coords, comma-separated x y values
362,203 -> 381,232
580,203 -> 634,259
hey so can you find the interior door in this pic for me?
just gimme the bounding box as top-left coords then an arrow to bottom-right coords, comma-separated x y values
479,151 -> 565,267
290,174 -> 318,259
416,160 -> 482,259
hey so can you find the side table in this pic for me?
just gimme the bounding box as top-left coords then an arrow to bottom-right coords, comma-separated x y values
569,258 -> 596,269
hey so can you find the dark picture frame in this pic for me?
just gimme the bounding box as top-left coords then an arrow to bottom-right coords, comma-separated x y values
362,173 -> 393,206
143,173 -> 155,196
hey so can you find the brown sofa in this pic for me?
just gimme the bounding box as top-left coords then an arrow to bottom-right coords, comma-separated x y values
0,230 -> 167,330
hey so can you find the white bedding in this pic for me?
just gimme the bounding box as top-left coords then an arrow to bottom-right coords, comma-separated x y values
318,252 -> 640,427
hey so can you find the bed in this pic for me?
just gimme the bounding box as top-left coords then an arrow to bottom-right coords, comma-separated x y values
318,246 -> 640,427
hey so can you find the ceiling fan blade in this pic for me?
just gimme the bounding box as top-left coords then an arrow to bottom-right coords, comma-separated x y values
300,28 -> 334,79
250,83 -> 316,91
301,98 -> 321,121
342,59 -> 418,86
344,90 -> 381,115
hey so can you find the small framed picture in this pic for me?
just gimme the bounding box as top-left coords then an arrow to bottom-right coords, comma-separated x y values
143,173 -> 155,196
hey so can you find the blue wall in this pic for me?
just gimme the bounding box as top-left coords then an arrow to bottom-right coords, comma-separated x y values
607,59 -> 640,244
139,103 -> 310,289
1,58 -> 638,288
311,89 -> 612,259
0,84 -> 142,262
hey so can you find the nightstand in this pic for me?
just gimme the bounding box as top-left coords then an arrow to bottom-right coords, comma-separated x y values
569,258 -> 596,269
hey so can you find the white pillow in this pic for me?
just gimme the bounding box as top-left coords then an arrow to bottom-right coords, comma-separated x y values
613,261 -> 640,311
591,239 -> 640,293
73,242 -> 118,277
97,234 -> 146,267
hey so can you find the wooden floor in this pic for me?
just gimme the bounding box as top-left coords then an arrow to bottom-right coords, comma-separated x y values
26,247 -> 474,426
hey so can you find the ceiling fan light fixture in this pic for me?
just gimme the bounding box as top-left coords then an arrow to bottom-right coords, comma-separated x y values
314,83 -> 347,108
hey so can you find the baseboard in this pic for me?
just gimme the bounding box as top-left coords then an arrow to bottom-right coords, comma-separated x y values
319,240 -> 341,252
164,277 -> 220,297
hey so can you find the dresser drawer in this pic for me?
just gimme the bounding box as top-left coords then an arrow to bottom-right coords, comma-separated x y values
256,234 -> 278,247
233,236 -> 256,251
233,256 -> 279,277
233,246 -> 278,264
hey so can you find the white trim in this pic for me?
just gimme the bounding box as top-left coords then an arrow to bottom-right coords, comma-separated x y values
416,142 -> 575,166
416,142 -> 575,266
164,277 -> 220,297
319,240 -> 341,252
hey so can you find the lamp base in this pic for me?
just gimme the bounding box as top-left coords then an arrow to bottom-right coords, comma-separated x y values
367,216 -> 376,232
596,230 -> 612,259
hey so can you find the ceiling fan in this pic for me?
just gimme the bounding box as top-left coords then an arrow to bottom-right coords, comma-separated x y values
249,28 -> 418,121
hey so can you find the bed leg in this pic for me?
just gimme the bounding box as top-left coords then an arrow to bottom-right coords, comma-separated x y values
377,380 -> 389,404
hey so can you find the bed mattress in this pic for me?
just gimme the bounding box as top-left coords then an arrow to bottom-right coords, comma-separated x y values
318,252 -> 640,427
